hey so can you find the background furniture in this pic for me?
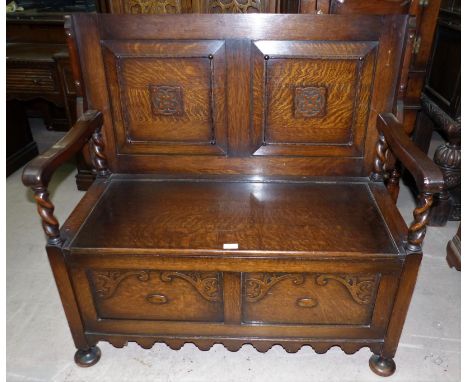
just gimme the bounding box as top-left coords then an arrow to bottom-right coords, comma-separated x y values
6,7 -> 94,183
23,13 -> 444,376
6,100 -> 38,176
412,0 -> 460,226
446,224 -> 461,270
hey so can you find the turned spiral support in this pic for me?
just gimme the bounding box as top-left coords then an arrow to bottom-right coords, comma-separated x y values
407,192 -> 433,253
370,133 -> 389,182
32,186 -> 62,245
91,128 -> 110,178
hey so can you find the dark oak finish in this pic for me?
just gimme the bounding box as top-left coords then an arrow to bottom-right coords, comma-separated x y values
23,14 -> 443,377
22,110 -> 104,244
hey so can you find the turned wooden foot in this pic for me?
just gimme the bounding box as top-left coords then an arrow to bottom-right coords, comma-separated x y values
369,354 -> 396,377
74,346 -> 101,367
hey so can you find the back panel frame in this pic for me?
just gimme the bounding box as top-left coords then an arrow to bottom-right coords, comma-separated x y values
69,13 -> 408,177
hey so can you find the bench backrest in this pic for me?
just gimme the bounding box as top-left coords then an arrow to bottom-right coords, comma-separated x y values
105,0 -> 280,14
68,13 -> 408,178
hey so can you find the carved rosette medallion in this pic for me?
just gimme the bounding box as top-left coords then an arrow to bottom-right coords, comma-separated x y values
149,85 -> 183,116
294,86 -> 327,118
124,0 -> 182,14
244,273 -> 376,305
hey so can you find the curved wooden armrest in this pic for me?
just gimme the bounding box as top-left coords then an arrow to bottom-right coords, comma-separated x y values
376,113 -> 444,253
22,109 -> 104,246
377,113 -> 444,194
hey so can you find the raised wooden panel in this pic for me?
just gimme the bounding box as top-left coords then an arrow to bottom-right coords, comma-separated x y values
243,272 -> 380,325
88,269 -> 224,321
101,40 -> 227,155
251,40 -> 377,157
72,13 -> 407,176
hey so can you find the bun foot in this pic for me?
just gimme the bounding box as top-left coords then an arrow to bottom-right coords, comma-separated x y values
74,346 -> 101,367
369,354 -> 396,377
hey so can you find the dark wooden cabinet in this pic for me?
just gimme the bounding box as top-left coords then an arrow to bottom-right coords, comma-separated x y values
22,14 -> 444,376
6,100 -> 39,176
6,13 -> 94,185
6,15 -> 76,131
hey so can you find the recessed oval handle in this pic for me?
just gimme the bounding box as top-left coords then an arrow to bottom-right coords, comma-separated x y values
146,293 -> 168,304
296,297 -> 318,308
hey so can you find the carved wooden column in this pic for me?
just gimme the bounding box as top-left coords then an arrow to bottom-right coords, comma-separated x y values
421,95 -> 461,226
446,224 -> 461,271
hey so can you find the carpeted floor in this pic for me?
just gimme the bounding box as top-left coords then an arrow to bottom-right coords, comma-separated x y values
6,122 -> 460,382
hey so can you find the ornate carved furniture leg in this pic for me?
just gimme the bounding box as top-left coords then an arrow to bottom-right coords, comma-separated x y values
421,94 -> 461,226
369,114 -> 444,376
446,224 -> 461,271
22,109 -> 109,366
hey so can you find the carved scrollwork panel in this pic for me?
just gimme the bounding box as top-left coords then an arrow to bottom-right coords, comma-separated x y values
91,270 -> 150,299
90,270 -> 222,302
244,273 -> 306,302
244,273 -> 376,305
209,0 -> 263,13
315,274 -> 375,305
160,271 -> 222,302
124,0 -> 182,14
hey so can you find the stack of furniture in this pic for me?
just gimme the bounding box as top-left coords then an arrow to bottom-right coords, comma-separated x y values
22,13 -> 444,376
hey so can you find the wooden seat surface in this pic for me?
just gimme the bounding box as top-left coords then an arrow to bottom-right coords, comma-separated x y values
70,179 -> 400,255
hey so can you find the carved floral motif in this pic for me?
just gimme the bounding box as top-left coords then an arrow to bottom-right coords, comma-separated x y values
315,274 -> 375,305
160,271 -> 221,302
91,270 -> 221,302
244,273 -> 376,305
124,0 -> 181,14
245,273 -> 306,302
210,0 -> 262,13
92,270 -> 150,299
149,85 -> 184,116
294,86 -> 327,118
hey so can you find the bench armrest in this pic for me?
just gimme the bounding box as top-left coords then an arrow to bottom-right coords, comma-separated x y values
22,109 -> 107,245
377,113 -> 444,194
374,113 -> 444,253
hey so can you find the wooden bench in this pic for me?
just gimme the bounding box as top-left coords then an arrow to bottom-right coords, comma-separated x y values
22,13 -> 444,377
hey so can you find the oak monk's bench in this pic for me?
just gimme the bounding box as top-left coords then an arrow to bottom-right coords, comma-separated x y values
22,13 -> 444,377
